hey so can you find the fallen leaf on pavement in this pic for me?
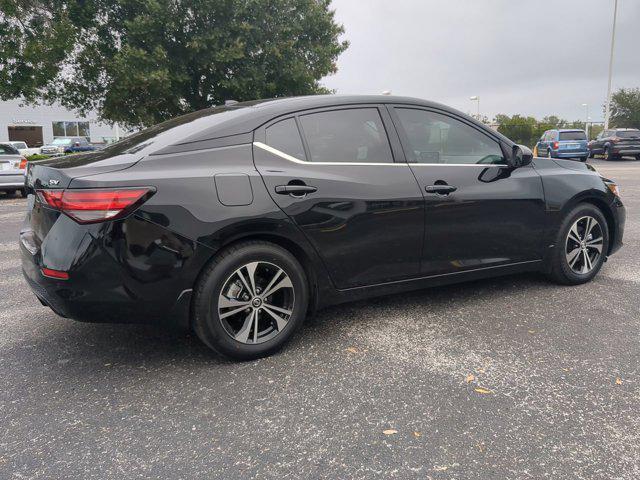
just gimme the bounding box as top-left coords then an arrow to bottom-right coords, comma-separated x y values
474,387 -> 492,394
383,429 -> 398,435
615,378 -> 623,385
413,431 -> 422,438
346,347 -> 358,354
465,374 -> 475,383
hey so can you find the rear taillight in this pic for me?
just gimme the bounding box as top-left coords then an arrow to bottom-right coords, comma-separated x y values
36,187 -> 154,224
19,157 -> 27,169
41,268 -> 69,280
552,142 -> 559,150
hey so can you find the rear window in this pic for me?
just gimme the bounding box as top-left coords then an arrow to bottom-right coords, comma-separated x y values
299,108 -> 393,163
265,118 -> 306,160
559,131 -> 586,141
617,130 -> 640,138
0,144 -> 19,155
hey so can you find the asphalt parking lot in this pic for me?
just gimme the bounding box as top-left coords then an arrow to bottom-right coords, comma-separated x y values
0,158 -> 638,480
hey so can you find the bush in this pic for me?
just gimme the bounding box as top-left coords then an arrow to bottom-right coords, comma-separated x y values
26,154 -> 50,161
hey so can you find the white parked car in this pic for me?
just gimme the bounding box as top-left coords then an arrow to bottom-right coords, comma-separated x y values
0,143 -> 27,196
6,141 -> 41,157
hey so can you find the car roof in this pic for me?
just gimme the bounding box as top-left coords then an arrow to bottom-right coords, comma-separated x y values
178,94 -> 504,145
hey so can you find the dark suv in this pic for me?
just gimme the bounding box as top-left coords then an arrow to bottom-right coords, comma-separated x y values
588,128 -> 640,160
21,95 -> 625,360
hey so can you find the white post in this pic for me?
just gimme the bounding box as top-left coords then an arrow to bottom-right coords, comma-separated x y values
604,0 -> 618,130
582,103 -> 590,139
470,96 -> 480,121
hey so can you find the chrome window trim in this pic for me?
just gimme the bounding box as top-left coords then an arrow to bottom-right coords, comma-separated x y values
409,162 -> 506,168
254,142 -> 506,168
253,142 -> 405,166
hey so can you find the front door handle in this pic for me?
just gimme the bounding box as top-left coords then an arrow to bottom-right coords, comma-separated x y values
425,185 -> 457,195
275,184 -> 318,197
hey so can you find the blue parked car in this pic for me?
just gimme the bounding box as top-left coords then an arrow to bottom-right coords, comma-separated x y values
40,137 -> 97,156
535,129 -> 588,162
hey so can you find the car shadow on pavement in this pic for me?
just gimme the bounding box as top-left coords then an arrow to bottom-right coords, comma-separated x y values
6,272 -> 551,379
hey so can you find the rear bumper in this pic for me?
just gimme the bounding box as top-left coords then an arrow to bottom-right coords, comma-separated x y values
612,147 -> 640,155
553,150 -> 588,158
0,174 -> 25,190
20,213 -> 212,328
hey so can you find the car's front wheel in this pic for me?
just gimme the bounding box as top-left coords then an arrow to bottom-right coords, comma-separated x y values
547,204 -> 609,285
192,241 -> 309,360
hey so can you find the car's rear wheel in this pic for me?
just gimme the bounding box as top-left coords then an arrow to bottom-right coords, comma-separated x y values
547,204 -> 609,285
192,241 -> 308,360
604,146 -> 617,161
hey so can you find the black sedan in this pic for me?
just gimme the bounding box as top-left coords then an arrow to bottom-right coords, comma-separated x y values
20,95 -> 625,360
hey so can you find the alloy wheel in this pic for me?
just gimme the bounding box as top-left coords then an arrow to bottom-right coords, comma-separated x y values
217,261 -> 295,344
565,216 -> 604,274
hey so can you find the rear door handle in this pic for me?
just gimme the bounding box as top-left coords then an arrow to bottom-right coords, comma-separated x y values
425,185 -> 457,195
275,185 -> 318,196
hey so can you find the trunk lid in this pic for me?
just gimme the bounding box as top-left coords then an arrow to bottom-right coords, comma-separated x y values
26,151 -> 141,190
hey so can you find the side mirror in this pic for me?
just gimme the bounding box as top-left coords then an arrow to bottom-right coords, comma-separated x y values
508,144 -> 533,168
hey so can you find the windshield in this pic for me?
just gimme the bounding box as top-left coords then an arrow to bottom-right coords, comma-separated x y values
617,130 -> 640,138
52,138 -> 72,145
11,142 -> 27,149
559,131 -> 586,141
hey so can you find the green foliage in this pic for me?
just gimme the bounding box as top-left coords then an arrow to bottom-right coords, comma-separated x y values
26,154 -> 50,161
610,88 -> 640,129
495,114 -> 596,147
0,0 -> 348,127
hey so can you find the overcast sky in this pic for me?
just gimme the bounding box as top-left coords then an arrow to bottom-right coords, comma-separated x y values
322,0 -> 639,123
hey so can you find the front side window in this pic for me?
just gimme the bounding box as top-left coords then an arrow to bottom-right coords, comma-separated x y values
396,108 -> 505,165
265,118 -> 306,160
298,108 -> 393,163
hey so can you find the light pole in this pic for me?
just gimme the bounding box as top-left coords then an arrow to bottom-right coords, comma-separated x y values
582,103 -> 590,139
469,96 -> 480,121
604,0 -> 619,129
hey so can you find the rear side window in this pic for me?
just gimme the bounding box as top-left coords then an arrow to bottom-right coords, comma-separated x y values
559,131 -> 587,141
265,118 -> 306,160
617,130 -> 640,138
395,108 -> 505,165
298,108 -> 393,163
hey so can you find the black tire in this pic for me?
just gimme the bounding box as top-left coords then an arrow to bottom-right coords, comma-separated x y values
192,240 -> 308,360
547,204 -> 609,285
604,146 -> 617,161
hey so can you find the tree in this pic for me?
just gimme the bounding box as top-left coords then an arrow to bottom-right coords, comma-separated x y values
0,0 -> 348,127
609,88 -> 640,129
494,114 -> 538,147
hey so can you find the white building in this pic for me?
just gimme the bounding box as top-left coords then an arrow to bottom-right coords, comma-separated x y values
0,99 -> 120,147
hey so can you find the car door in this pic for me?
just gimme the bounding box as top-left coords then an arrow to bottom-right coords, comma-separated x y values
253,105 -> 425,289
388,105 -> 546,276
